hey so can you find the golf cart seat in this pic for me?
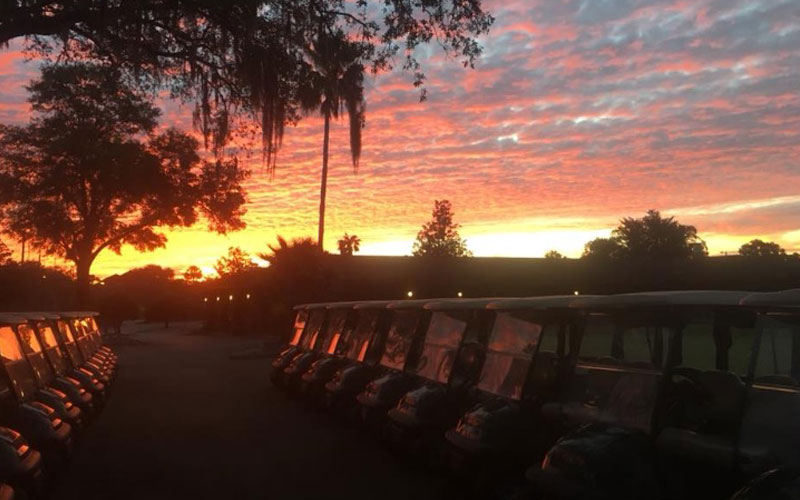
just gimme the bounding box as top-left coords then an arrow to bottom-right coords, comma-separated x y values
657,370 -> 745,468
656,427 -> 736,468
695,370 -> 745,434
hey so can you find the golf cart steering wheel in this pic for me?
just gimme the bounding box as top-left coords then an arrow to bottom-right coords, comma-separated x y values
664,367 -> 711,428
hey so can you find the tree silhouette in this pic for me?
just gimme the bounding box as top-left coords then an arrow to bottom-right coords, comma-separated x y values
583,210 -> 706,260
582,238 -> 624,259
214,247 -> 257,277
0,63 -> 247,302
412,200 -> 472,257
338,233 -> 361,256
739,239 -> 786,258
0,239 -> 10,264
298,32 -> 365,250
1,1 -> 493,168
183,265 -> 204,283
544,250 -> 566,259
259,236 -> 325,266
259,235 -> 328,306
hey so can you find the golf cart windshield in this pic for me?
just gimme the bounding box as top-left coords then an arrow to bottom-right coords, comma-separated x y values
739,312 -> 800,469
0,325 -> 37,401
36,322 -> 69,373
346,310 -> 380,362
317,310 -> 348,354
289,311 -> 308,346
477,311 -> 542,400
300,310 -> 325,350
409,311 -> 468,383
380,310 -> 422,370
563,313 -> 668,432
17,323 -> 54,385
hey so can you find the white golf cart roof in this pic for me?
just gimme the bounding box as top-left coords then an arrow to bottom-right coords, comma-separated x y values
571,290 -> 752,309
423,298 -> 499,311
60,311 -> 99,319
741,289 -> 800,308
14,312 -> 48,321
305,303 -> 331,311
387,299 -> 439,310
352,300 -> 394,310
0,313 -> 26,325
487,295 -> 590,311
326,301 -> 365,310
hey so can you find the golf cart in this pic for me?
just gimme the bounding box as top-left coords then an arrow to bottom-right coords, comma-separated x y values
299,301 -> 384,405
0,426 -> 44,498
0,314 -> 73,463
444,296 -> 585,491
526,290 -> 756,500
7,315 -> 85,431
61,312 -> 116,380
47,315 -> 109,402
355,299 -> 433,430
385,298 -> 495,456
723,289 -> 800,499
270,304 -> 311,383
281,303 -> 338,393
271,304 -> 327,388
323,301 -> 394,416
18,313 -> 95,418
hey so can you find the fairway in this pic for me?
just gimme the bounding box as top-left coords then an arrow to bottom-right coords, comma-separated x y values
52,322 -> 447,499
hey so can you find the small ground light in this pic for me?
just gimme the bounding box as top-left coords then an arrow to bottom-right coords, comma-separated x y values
204,297 -> 208,302
457,292 -> 463,297
574,291 -> 580,296
246,293 -> 251,299
216,296 -> 220,301
229,294 -> 234,301
407,291 -> 414,298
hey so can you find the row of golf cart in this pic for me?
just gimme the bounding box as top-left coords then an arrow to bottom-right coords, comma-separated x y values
271,290 -> 800,499
0,312 -> 117,499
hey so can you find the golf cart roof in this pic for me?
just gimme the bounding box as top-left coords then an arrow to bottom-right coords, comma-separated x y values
14,312 -> 48,321
487,295 -> 591,311
59,311 -> 99,319
0,313 -> 26,325
571,290 -> 752,309
352,300 -> 394,310
741,289 -> 800,308
326,301 -> 364,310
305,303 -> 331,311
387,299 -> 439,310
423,298 -> 499,311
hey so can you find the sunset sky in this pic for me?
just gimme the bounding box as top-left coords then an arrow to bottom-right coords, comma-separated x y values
1,0 -> 799,278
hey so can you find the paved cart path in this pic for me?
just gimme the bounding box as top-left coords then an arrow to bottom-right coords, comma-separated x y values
52,323 -> 449,500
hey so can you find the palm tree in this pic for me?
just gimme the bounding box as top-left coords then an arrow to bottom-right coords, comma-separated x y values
337,233 -> 361,256
298,31 -> 365,251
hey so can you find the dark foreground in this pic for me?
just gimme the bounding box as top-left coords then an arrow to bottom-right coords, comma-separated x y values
52,323 -> 447,500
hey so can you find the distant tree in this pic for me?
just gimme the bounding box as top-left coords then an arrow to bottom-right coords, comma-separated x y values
0,63 -> 247,303
183,265 -> 204,283
214,247 -> 257,277
412,200 -> 472,257
338,233 -> 362,256
739,239 -> 787,258
1,1 -> 493,166
544,250 -> 566,259
582,237 -> 625,259
0,239 -> 10,264
122,265 -> 176,282
583,210 -> 706,261
259,236 -> 326,267
613,210 -> 706,259
299,32 -> 365,250
259,235 -> 328,307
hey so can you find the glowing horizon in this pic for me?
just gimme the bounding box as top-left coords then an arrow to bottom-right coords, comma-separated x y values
1,0 -> 799,278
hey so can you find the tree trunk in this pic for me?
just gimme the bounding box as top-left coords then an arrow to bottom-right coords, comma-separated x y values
75,256 -> 93,307
318,113 -> 330,251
